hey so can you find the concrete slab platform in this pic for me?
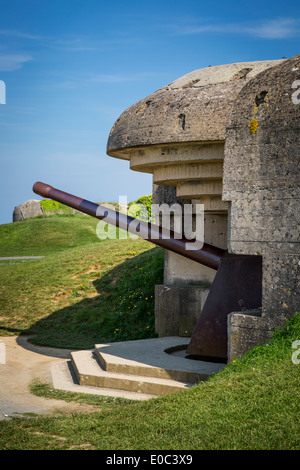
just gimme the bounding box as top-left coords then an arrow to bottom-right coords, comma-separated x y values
67,337 -> 226,397
71,349 -> 194,395
95,336 -> 225,382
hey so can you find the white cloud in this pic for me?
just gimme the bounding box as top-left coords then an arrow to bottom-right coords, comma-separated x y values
0,53 -> 33,71
170,17 -> 300,40
0,29 -> 45,40
242,18 -> 299,39
0,29 -> 134,52
88,72 -> 157,83
89,74 -> 137,83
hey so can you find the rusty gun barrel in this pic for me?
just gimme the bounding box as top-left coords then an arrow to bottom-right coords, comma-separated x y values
33,181 -> 225,270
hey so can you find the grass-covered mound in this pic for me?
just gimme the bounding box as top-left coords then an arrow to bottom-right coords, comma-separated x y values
0,215 -> 100,256
0,215 -> 163,348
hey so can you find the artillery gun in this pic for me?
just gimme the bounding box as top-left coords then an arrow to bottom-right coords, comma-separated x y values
33,181 -> 262,361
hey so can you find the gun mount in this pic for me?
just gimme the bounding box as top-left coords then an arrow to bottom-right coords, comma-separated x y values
33,181 -> 262,361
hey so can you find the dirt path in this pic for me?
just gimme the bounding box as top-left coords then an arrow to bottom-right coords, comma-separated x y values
0,336 -> 97,420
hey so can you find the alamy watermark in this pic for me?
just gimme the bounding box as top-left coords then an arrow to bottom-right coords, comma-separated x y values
0,80 -> 6,104
292,340 -> 300,365
291,80 -> 300,104
95,198 -> 204,251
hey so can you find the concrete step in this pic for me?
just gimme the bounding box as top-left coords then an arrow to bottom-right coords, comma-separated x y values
51,360 -> 156,401
94,337 -> 224,382
68,337 -> 225,397
71,350 -> 194,396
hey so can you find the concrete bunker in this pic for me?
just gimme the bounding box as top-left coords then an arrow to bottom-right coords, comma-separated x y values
106,57 -> 300,361
33,56 -> 299,365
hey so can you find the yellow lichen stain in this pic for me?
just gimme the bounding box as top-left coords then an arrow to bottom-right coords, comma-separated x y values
253,106 -> 259,114
249,118 -> 258,134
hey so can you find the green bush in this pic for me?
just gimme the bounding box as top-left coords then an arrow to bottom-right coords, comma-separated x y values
40,199 -> 72,214
128,195 -> 153,221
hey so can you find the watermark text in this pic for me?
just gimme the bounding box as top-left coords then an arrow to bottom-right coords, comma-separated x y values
291,80 -> 300,104
0,80 -> 6,104
95,198 -> 204,251
292,340 -> 300,364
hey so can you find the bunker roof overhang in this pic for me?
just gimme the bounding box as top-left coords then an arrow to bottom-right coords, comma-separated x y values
106,60 -> 284,166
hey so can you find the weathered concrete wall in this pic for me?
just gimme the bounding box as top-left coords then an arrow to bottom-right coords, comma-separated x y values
155,285 -> 209,337
223,55 -> 300,359
107,61 -> 283,154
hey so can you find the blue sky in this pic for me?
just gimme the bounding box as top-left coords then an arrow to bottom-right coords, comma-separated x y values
0,0 -> 299,225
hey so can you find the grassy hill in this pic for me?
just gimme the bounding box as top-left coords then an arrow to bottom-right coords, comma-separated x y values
0,213 -> 126,256
0,215 -> 163,348
0,214 -> 299,450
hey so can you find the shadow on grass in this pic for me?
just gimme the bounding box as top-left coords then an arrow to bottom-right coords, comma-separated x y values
23,247 -> 164,350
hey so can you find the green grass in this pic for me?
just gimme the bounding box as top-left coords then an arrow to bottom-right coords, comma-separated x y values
0,313 -> 299,450
0,215 -> 108,256
0,214 -> 299,450
0,216 -> 163,348
30,381 -> 136,410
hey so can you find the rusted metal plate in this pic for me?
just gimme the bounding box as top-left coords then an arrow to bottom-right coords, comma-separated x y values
186,253 -> 262,361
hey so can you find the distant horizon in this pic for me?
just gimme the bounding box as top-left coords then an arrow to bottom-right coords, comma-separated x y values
0,0 -> 299,225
